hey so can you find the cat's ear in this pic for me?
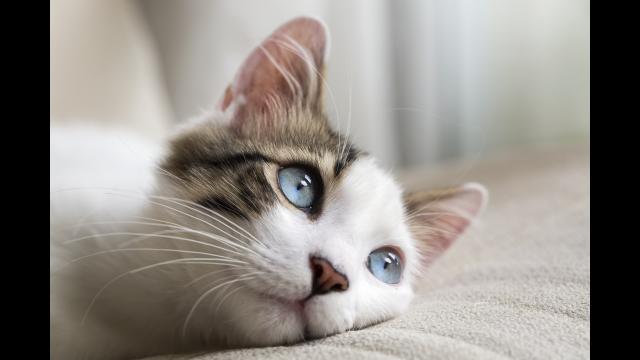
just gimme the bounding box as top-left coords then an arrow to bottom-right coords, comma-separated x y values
404,183 -> 488,266
218,16 -> 328,132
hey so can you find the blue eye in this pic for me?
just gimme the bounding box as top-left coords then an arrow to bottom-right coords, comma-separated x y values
367,247 -> 403,284
277,167 -> 321,210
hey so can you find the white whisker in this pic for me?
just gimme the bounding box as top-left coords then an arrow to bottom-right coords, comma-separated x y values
146,194 -> 267,249
214,284 -> 247,314
182,272 -> 260,337
53,248 -> 244,275
63,232 -> 248,259
182,267 -> 250,288
80,257 -> 233,325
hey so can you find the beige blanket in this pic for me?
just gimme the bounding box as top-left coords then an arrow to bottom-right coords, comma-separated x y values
146,144 -> 589,360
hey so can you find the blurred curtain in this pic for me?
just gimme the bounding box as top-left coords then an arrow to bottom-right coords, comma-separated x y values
51,0 -> 588,169
390,0 -> 589,166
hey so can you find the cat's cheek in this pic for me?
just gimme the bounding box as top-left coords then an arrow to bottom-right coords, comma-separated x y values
227,293 -> 306,347
255,311 -> 305,346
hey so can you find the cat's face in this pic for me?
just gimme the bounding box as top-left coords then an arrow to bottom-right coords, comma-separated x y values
155,17 -> 487,347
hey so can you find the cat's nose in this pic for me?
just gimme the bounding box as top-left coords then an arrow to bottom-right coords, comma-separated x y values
310,257 -> 349,295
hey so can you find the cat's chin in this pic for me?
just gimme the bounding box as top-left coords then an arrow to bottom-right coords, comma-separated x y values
213,288 -> 304,347
227,288 -> 354,347
250,288 -> 354,345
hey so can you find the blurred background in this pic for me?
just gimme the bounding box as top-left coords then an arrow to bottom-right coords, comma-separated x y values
50,0 -> 589,170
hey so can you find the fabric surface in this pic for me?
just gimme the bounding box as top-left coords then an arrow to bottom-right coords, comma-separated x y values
145,144 -> 590,360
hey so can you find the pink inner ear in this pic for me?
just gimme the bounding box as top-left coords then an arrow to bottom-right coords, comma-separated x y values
408,183 -> 488,264
219,17 -> 327,131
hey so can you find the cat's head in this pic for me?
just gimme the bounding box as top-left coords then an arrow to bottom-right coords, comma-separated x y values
156,17 -> 487,346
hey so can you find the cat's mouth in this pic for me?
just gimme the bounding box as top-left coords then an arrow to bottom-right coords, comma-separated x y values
258,293 -> 321,340
257,291 -> 308,315
242,285 -> 356,344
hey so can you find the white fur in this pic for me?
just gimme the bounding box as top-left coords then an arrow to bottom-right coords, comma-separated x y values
50,124 -> 164,270
50,124 -> 419,359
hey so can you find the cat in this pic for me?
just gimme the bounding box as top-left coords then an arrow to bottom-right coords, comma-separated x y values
50,16 -> 488,359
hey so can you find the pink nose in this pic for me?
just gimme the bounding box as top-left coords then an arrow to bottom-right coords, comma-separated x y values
310,257 -> 349,295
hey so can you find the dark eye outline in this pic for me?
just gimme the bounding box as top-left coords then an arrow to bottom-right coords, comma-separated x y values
365,246 -> 405,285
276,164 -> 324,215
